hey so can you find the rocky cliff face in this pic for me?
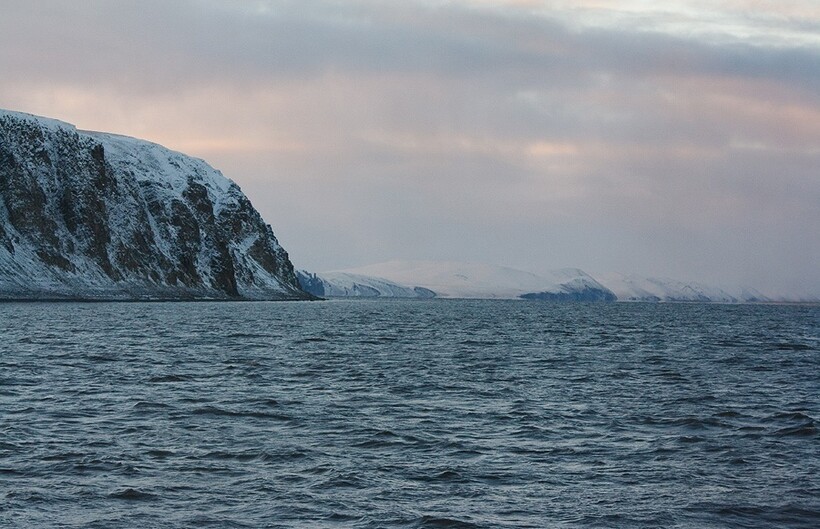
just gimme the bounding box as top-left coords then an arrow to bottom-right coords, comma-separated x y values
0,109 -> 309,300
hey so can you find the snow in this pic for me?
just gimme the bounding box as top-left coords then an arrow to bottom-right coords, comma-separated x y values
302,271 -> 427,298
84,131 -> 235,209
597,273 -> 772,303
0,108 -> 77,134
0,108 -> 302,300
328,260 -> 613,299
337,260 -> 549,299
314,262 -> 794,303
3,109 -> 809,303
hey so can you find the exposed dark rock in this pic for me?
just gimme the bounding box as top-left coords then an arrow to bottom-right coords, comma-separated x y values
520,287 -> 617,302
295,271 -> 326,297
0,109 -> 311,300
295,270 -> 430,298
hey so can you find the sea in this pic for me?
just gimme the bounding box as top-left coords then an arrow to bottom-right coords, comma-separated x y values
1,299 -> 818,528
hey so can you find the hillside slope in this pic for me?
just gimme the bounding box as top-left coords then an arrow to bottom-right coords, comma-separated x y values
0,109 -> 309,300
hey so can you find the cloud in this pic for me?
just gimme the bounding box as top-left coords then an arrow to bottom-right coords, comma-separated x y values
0,0 -> 818,296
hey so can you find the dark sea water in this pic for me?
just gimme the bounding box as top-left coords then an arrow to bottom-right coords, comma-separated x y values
0,300 -> 818,528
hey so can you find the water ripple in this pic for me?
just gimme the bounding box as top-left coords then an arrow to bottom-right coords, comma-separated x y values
0,300 -> 818,528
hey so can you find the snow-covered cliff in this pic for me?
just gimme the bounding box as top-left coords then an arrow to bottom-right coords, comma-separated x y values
0,109 -> 309,300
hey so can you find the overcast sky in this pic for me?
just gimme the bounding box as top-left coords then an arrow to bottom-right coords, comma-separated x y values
1,0 -> 818,296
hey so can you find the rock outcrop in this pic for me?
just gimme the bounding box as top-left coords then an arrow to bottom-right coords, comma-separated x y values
0,109 -> 309,300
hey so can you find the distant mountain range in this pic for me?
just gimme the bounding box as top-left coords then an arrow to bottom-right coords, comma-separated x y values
299,261 -> 615,301
298,261 -> 816,303
598,273 -> 770,303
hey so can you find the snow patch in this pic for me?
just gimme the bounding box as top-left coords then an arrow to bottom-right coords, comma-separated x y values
0,108 -> 305,300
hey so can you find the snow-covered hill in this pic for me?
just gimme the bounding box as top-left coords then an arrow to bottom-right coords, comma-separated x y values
598,273 -> 771,303
296,270 -> 435,298
311,261 -> 616,300
300,262 -> 799,303
0,109 -> 309,300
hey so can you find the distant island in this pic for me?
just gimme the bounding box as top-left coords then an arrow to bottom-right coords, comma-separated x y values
297,262 -> 617,301
296,261 -> 802,303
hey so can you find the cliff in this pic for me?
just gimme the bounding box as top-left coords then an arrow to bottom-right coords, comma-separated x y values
0,110 -> 309,300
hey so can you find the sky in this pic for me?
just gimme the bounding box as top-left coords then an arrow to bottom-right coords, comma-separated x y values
1,0 -> 818,297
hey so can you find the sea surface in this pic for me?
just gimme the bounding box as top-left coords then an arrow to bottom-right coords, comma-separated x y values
0,300 -> 818,528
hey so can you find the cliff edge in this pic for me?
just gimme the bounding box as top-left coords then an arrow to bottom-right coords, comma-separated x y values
0,110 -> 310,300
